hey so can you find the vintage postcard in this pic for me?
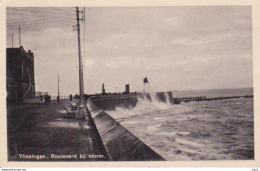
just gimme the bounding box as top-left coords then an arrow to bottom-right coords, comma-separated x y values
0,0 -> 260,168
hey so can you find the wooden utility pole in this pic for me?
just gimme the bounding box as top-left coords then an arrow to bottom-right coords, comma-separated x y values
58,74 -> 60,101
75,7 -> 86,118
12,34 -> 13,48
19,27 -> 21,47
76,7 -> 84,104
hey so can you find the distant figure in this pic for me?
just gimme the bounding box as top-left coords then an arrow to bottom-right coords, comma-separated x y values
44,95 -> 48,105
57,96 -> 60,103
40,96 -> 43,103
69,94 -> 73,101
102,83 -> 106,94
47,95 -> 51,104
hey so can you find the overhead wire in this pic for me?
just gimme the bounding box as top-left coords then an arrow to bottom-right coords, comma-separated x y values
7,15 -> 74,25
51,7 -> 74,13
7,8 -> 74,21
7,18 -> 74,27
7,11 -> 73,19
7,13 -> 74,21
7,14 -> 68,20
7,8 -> 75,27
7,12 -> 73,18
7,7 -> 73,15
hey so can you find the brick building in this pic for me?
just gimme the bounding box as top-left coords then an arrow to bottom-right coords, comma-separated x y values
6,46 -> 35,104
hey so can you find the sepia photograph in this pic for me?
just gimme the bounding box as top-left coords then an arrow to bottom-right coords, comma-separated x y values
2,3 -> 257,165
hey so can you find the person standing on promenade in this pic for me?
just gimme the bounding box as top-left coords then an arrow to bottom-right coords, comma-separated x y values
48,95 -> 51,104
57,95 -> 60,103
44,95 -> 47,105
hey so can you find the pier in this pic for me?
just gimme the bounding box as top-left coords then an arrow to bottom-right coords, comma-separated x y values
86,93 -> 254,106
154,92 -> 253,104
172,95 -> 253,104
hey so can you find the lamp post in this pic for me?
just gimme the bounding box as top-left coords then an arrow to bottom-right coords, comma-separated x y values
75,7 -> 86,119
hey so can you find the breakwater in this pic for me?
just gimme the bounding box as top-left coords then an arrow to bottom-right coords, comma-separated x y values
90,95 -> 139,110
89,93 -> 253,107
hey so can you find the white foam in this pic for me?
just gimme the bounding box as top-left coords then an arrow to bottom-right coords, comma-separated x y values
176,137 -> 202,147
177,132 -> 191,136
147,124 -> 161,132
107,95 -> 173,120
46,120 -> 90,129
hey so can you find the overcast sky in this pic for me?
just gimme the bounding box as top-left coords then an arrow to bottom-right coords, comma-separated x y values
6,7 -> 252,96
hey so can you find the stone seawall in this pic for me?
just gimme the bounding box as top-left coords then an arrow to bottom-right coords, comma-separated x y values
91,95 -> 139,110
87,97 -> 165,161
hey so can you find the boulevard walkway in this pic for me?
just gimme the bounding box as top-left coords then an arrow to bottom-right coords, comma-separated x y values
7,100 -> 109,161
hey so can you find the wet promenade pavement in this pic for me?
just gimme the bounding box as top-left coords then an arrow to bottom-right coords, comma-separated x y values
7,100 -> 109,161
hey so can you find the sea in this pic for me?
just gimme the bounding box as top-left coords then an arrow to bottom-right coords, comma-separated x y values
106,88 -> 254,160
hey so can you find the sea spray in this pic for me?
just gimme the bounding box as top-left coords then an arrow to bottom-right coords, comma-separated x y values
164,92 -> 171,105
143,81 -> 160,103
106,93 -> 172,120
107,77 -> 172,119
